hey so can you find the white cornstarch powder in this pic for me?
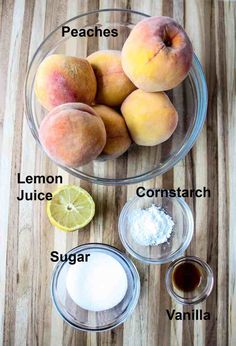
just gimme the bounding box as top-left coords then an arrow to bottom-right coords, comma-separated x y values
129,204 -> 174,246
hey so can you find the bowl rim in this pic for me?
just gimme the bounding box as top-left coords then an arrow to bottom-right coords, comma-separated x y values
51,243 -> 141,332
25,8 -> 208,185
118,191 -> 194,264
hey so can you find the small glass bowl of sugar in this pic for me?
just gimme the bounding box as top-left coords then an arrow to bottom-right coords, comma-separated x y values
118,191 -> 194,264
51,243 -> 140,332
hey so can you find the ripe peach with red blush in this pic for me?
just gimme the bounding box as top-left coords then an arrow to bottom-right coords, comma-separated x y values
39,103 -> 106,168
121,16 -> 193,91
34,54 -> 97,110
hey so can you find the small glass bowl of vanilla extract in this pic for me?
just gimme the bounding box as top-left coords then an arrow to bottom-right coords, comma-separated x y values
165,256 -> 214,305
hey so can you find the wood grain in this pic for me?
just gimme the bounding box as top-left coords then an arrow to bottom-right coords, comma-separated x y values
0,0 -> 235,345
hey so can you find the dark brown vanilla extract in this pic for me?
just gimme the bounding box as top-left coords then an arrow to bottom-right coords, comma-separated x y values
172,262 -> 202,292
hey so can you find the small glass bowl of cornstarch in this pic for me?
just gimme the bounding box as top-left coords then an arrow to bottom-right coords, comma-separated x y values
118,190 -> 194,264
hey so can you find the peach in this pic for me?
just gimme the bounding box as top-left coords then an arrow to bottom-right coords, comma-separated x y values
93,105 -> 131,159
34,54 -> 97,110
39,103 -> 106,167
121,89 -> 178,146
121,16 -> 193,91
87,50 -> 136,107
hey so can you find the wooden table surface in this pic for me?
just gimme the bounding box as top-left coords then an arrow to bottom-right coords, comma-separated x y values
0,0 -> 235,345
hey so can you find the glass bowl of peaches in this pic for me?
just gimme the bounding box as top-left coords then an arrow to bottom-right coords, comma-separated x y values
25,9 -> 207,185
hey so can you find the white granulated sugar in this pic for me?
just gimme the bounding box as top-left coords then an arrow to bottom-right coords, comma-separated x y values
129,204 -> 174,246
66,252 -> 128,312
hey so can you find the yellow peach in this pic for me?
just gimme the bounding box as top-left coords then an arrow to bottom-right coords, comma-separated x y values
87,50 -> 136,107
93,105 -> 131,159
121,89 -> 178,146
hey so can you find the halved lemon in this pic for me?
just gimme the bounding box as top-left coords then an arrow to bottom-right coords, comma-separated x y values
47,185 -> 95,232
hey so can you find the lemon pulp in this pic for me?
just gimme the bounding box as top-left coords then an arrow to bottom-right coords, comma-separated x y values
47,185 -> 95,231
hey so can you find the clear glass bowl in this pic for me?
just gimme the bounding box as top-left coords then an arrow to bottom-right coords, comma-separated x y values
165,256 -> 214,305
51,243 -> 140,332
25,9 -> 208,185
118,191 -> 194,264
